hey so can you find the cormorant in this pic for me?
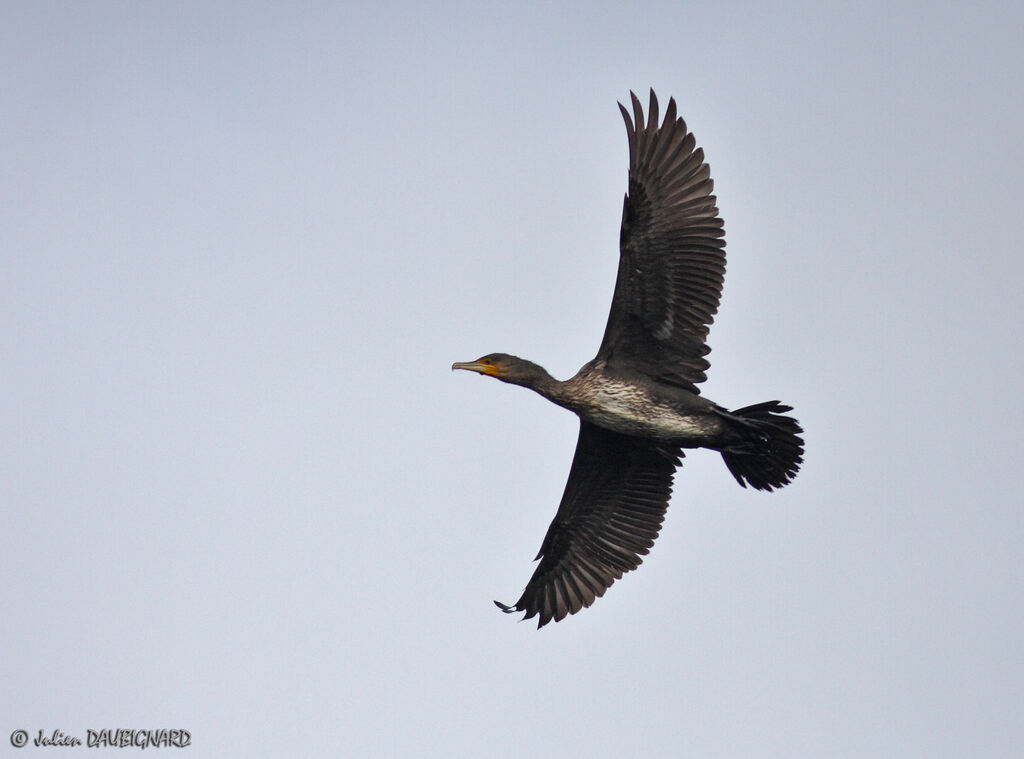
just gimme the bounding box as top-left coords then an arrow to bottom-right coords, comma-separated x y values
453,91 -> 804,627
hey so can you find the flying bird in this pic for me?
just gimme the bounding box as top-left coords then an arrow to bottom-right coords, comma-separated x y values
453,91 -> 803,627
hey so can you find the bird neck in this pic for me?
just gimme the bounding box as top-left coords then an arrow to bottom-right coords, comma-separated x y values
522,370 -> 572,407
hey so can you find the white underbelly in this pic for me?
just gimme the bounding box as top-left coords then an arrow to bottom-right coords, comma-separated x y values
575,386 -> 711,442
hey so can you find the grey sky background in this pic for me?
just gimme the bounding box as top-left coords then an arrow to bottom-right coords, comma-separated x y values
3,2 -> 1022,757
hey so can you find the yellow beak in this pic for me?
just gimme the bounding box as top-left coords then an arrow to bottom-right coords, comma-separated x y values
451,360 -> 497,376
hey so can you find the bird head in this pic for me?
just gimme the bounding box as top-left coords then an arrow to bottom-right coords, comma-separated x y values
451,353 -> 552,389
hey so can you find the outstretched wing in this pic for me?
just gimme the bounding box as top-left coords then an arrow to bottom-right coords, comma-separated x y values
596,90 -> 726,393
496,421 -> 682,627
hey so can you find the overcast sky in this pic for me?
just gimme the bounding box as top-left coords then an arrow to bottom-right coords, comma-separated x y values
2,2 -> 1022,757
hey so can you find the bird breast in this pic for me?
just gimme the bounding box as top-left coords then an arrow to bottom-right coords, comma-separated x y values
560,373 -> 719,443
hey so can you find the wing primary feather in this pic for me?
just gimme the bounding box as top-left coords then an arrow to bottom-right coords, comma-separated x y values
598,91 -> 727,391
501,422 -> 681,627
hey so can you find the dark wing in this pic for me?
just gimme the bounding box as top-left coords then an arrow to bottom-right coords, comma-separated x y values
496,421 -> 682,627
596,90 -> 726,394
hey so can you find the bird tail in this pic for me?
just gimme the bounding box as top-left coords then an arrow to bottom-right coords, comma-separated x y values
719,401 -> 803,491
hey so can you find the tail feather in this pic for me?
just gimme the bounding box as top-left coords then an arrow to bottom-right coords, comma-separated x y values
720,401 -> 803,491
